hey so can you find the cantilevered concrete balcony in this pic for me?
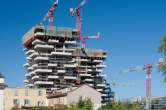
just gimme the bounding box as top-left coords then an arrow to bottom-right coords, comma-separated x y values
26,84 -> 34,87
27,67 -> 33,71
48,39 -> 59,44
29,71 -> 35,76
34,56 -> 49,61
64,76 -> 77,80
85,79 -> 93,82
79,59 -> 89,62
96,65 -> 107,68
96,84 -> 106,87
23,63 -> 29,67
32,64 -> 38,68
79,74 -> 92,77
97,74 -> 106,78
48,63 -> 57,67
96,89 -> 103,92
34,32 -> 44,36
51,52 -> 71,56
34,81 -> 54,85
32,39 -> 45,45
25,73 -> 31,77
32,76 -> 39,80
88,84 -> 94,87
64,64 -> 77,68
29,52 -> 39,58
101,94 -> 107,97
26,57 -> 32,60
48,76 -> 59,79
93,60 -> 103,63
34,44 -> 54,50
26,50 -> 35,55
96,69 -> 103,73
23,80 -> 29,83
64,41 -> 76,45
57,70 -> 66,73
34,69 -> 52,73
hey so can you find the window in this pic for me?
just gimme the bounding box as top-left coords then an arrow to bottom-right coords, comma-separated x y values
24,99 -> 29,105
38,90 -> 42,96
14,89 -> 18,96
25,89 -> 28,96
13,99 -> 19,105
37,101 -> 43,106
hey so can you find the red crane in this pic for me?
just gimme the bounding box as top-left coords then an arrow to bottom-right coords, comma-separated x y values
40,0 -> 58,26
70,0 -> 88,75
81,32 -> 100,48
120,58 -> 163,110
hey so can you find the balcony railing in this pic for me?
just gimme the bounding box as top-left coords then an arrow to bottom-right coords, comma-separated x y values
34,69 -> 52,73
34,44 -> 54,50
34,81 -> 54,85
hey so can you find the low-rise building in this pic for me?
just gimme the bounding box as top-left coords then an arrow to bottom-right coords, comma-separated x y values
47,84 -> 102,110
4,88 -> 47,110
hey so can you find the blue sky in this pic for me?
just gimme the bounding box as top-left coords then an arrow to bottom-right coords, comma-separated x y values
0,0 -> 166,99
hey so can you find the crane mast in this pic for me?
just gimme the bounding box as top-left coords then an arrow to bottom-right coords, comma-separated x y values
120,58 -> 163,110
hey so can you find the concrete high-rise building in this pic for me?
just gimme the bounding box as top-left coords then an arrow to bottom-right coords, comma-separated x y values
22,25 -> 113,103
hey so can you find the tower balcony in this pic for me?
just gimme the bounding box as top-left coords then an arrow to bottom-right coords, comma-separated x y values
85,78 -> 93,82
88,84 -> 94,87
48,63 -> 57,67
64,64 -> 77,68
27,67 -> 33,71
25,73 -> 31,77
34,32 -> 44,36
23,63 -> 29,67
93,60 -> 103,63
26,56 -> 32,60
34,69 -> 52,73
101,94 -> 107,97
51,52 -> 72,56
34,44 -> 54,50
23,80 -> 29,83
34,56 -> 49,61
79,74 -> 92,77
57,70 -> 66,73
96,84 -> 106,87
26,50 -> 35,55
96,89 -> 103,92
64,41 -> 76,45
48,39 -> 59,44
32,64 -> 38,68
34,81 -> 54,85
32,39 -> 45,45
96,69 -> 103,73
64,76 -> 77,80
32,76 -> 39,80
29,52 -> 39,58
96,65 -> 107,68
97,74 -> 106,78
48,76 -> 59,79
26,84 -> 34,87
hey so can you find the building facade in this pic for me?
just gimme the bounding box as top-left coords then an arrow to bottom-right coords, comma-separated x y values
22,25 -> 113,103
47,85 -> 102,110
4,88 -> 47,110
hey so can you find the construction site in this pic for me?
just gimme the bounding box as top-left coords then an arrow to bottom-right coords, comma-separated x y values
1,0 -> 166,110
22,0 -> 112,105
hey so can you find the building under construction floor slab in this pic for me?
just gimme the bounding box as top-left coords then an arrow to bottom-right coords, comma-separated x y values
22,25 -> 113,104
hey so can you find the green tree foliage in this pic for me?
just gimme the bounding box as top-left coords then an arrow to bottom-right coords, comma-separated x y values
158,34 -> 166,81
98,101 -> 142,110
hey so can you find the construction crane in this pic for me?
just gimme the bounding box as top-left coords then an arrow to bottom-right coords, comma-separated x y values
40,0 -> 58,26
81,32 -> 100,48
110,78 -> 136,104
70,0 -> 88,76
70,0 -> 88,38
120,58 -> 163,110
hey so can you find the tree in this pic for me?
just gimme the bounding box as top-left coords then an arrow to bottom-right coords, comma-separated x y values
158,34 -> 166,81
